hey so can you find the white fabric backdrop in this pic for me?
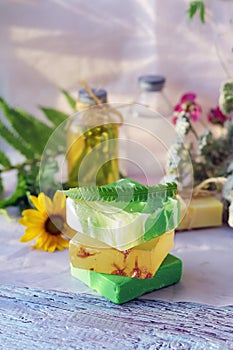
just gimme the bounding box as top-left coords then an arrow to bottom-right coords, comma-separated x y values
0,0 -> 232,116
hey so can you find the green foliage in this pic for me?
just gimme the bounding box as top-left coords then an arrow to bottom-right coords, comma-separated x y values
187,1 -> 205,23
0,149 -> 11,168
16,108 -> 53,151
40,107 -> 69,128
60,89 -> 76,111
0,175 -> 3,198
63,180 -> 177,203
219,81 -> 233,115
0,118 -> 34,159
0,91 -> 71,210
196,123 -> 233,184
0,98 -> 53,155
0,172 -> 28,209
168,119 -> 233,187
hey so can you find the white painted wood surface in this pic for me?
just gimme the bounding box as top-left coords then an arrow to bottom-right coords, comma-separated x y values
0,285 -> 233,349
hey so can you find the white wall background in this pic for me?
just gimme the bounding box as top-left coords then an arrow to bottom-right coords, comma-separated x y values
0,0 -> 232,117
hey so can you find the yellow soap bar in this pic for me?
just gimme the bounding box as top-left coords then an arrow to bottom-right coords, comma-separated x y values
178,196 -> 223,230
69,230 -> 174,279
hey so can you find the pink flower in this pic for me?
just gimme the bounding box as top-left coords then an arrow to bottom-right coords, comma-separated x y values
174,104 -> 183,113
172,92 -> 202,124
180,93 -> 196,103
172,116 -> 178,125
189,103 -> 202,121
207,106 -> 228,126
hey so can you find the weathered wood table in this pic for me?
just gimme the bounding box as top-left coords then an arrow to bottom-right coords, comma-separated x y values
1,286 -> 233,349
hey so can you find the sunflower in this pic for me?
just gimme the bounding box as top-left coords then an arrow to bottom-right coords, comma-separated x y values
19,191 -> 76,252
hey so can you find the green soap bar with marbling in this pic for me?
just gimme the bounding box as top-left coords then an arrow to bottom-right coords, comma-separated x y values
71,254 -> 182,304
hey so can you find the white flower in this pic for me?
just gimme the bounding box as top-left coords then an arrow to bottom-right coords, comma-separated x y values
175,116 -> 190,138
166,144 -> 181,173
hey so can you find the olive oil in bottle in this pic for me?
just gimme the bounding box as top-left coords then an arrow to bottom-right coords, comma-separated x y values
66,88 -> 120,187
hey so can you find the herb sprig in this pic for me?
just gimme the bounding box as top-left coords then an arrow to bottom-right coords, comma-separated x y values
62,180 -> 177,203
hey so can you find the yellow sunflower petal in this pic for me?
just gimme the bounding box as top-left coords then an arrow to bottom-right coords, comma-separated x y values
19,211 -> 47,226
57,235 -> 69,248
19,191 -> 71,252
34,234 -> 50,251
18,217 -> 28,226
22,209 -> 47,219
33,232 -> 49,249
29,195 -> 45,212
38,193 -> 53,214
42,235 -> 55,252
47,243 -> 57,253
59,242 -> 69,250
54,243 -> 67,251
55,245 -> 63,251
20,227 -> 40,242
52,191 -> 66,213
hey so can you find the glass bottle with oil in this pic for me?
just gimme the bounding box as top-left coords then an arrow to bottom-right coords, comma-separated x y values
66,88 -> 120,187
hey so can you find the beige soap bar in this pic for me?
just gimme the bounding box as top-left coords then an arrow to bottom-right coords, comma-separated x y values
178,196 -> 223,230
69,230 -> 174,279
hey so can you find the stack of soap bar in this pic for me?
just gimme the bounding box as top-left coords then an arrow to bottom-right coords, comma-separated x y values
63,178 -> 182,303
69,230 -> 174,279
71,254 -> 182,304
178,196 -> 223,230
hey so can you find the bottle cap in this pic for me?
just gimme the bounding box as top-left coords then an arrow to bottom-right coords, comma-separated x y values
138,75 -> 165,92
78,88 -> 107,105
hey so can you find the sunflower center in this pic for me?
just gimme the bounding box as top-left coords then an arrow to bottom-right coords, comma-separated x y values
45,215 -> 64,236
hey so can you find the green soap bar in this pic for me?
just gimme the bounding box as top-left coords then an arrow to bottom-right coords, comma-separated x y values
71,254 -> 182,304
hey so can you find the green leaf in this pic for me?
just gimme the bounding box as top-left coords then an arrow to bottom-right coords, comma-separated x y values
0,119 -> 34,159
62,178 -> 177,203
187,1 -> 205,23
60,89 -> 76,111
199,1 -> 205,23
0,173 -> 3,198
16,108 -> 54,151
0,149 -> 11,168
0,98 -> 49,154
0,97 -> 54,155
40,107 -> 69,127
219,81 -> 233,115
188,2 -> 199,19
0,172 -> 27,209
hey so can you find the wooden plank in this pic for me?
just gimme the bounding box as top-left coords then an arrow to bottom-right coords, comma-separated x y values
0,285 -> 233,349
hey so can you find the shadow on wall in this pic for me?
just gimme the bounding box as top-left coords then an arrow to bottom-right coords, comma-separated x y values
0,0 -> 158,111
0,0 -> 232,113
154,0 -> 233,108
